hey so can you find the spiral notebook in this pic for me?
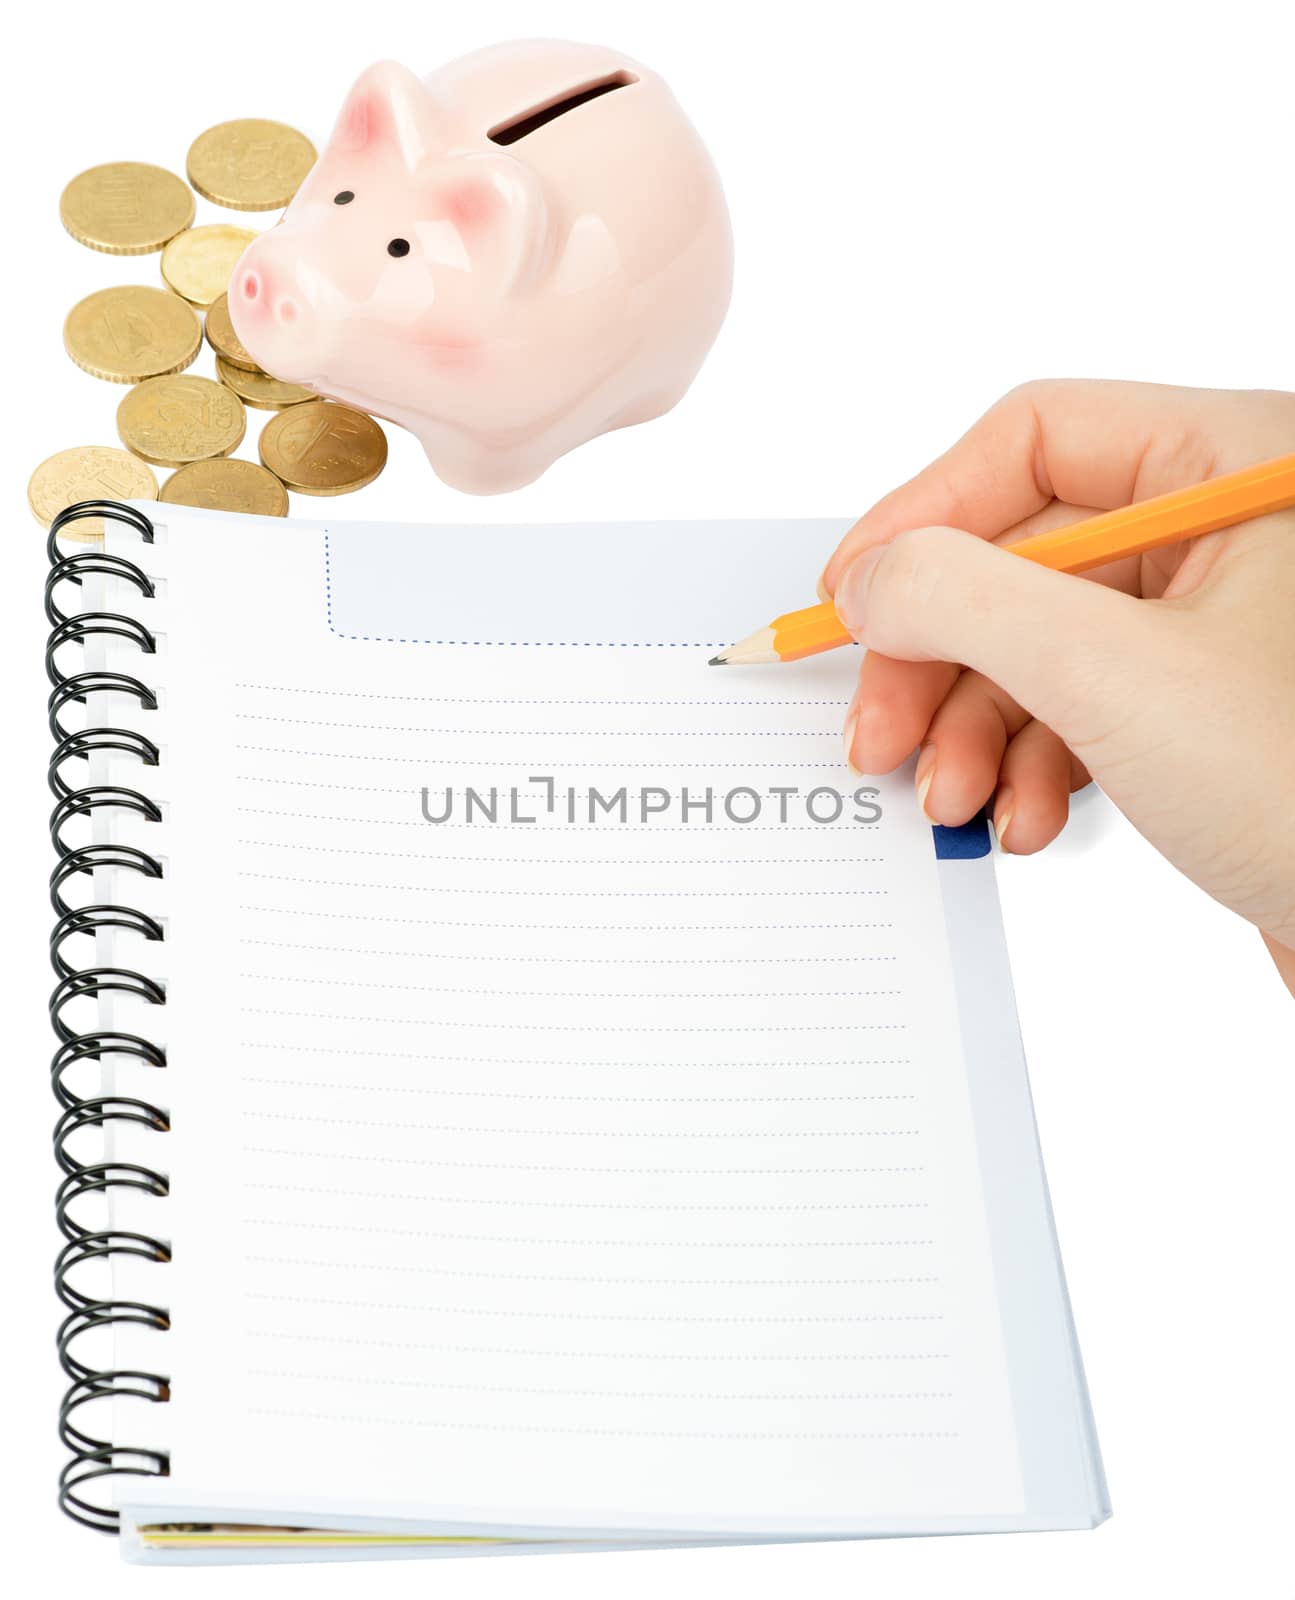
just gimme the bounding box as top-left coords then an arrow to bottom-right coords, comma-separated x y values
46,498 -> 1107,1565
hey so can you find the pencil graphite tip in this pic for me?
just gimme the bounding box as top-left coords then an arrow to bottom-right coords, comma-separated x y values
708,652 -> 730,666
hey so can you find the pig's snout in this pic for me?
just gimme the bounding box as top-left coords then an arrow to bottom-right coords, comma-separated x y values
227,249 -> 321,385
234,263 -> 300,330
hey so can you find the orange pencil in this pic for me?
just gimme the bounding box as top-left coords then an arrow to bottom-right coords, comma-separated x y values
710,451 -> 1295,665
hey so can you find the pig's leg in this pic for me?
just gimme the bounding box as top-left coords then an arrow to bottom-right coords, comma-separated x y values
418,429 -> 559,496
605,378 -> 696,432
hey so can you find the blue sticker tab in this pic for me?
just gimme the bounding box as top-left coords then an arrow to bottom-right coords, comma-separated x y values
932,811 -> 993,860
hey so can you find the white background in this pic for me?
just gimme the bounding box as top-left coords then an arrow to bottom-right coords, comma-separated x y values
4,0 -> 1293,1594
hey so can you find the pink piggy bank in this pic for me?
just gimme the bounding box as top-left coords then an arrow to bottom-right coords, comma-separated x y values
229,40 -> 734,495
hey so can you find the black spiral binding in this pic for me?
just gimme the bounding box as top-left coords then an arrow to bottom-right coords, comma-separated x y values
47,501 -> 170,1532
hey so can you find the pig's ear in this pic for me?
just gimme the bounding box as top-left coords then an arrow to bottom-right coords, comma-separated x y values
426,154 -> 552,297
329,60 -> 442,172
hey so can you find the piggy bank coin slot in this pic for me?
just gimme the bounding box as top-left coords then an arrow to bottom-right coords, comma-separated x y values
487,70 -> 639,146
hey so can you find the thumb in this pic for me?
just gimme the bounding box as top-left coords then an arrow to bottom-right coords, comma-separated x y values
833,525 -> 1177,756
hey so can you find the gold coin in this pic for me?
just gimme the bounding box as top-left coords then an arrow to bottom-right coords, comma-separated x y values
259,401 -> 387,495
64,285 -> 202,383
28,446 -> 159,544
117,374 -> 246,466
60,162 -> 196,255
160,225 -> 258,308
160,458 -> 289,517
186,119 -> 317,211
215,355 -> 314,410
204,292 -> 258,370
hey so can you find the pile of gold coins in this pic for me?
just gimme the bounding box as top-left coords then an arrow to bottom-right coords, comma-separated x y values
29,119 -> 389,541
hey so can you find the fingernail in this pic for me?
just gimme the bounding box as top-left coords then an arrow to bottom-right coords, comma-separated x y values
833,547 -> 885,636
993,788 -> 1015,851
842,700 -> 862,774
915,744 -> 937,823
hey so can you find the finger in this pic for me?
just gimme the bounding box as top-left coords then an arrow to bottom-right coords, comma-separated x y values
1163,506 -> 1295,609
917,671 -> 1028,827
991,499 -> 1144,597
820,378 -> 1255,597
994,720 -> 1074,854
845,655 -> 959,774
834,525 -> 1173,756
841,501 -> 1133,782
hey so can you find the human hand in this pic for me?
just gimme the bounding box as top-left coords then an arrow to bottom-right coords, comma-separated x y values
819,380 -> 1295,991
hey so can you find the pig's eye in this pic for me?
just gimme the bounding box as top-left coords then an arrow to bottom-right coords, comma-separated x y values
387,238 -> 411,258
333,190 -> 355,205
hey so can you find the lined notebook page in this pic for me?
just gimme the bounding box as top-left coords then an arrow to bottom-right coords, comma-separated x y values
106,513 -> 1026,1535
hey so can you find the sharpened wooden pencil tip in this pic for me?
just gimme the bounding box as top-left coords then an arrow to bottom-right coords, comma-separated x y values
707,625 -> 779,666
